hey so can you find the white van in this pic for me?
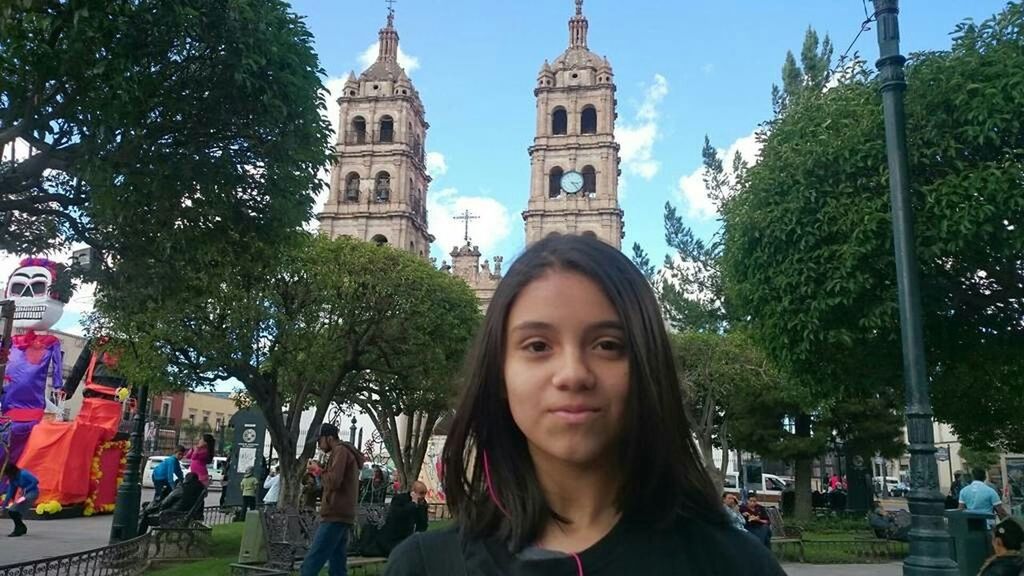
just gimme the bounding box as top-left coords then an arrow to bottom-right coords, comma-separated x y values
723,472 -> 788,505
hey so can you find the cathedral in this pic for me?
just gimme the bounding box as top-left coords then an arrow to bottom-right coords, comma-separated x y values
318,0 -> 623,309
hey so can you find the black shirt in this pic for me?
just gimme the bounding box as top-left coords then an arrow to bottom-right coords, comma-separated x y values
385,514 -> 787,575
379,492 -> 430,551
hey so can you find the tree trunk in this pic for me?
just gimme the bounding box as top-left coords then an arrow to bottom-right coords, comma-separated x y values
362,404 -> 441,492
794,413 -> 813,521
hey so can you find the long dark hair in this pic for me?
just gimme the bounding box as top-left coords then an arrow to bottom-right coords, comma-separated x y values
202,434 -> 216,464
442,234 -> 726,550
2,463 -> 19,479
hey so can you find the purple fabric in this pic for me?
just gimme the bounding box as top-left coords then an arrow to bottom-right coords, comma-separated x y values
1,337 -> 63,468
2,341 -> 63,413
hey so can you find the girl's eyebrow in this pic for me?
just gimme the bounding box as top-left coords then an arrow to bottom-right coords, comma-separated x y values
509,319 -> 624,334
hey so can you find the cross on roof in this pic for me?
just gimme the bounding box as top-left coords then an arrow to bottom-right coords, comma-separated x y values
453,210 -> 479,244
386,0 -> 397,17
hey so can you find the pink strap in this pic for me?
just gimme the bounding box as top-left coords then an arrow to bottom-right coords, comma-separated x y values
482,450 -> 510,518
572,552 -> 584,575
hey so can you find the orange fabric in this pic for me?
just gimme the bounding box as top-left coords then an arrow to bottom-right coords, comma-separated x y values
16,421 -> 106,505
93,445 -> 123,509
76,397 -> 122,440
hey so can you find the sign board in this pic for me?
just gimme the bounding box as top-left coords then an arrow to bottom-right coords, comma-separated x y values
223,409 -> 267,507
936,447 -> 950,462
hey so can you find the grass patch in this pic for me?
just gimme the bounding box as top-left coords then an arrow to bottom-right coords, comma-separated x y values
772,527 -> 908,564
147,519 -> 453,575
148,523 -> 245,576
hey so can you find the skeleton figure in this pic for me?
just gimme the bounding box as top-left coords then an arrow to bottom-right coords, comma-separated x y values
1,258 -> 69,468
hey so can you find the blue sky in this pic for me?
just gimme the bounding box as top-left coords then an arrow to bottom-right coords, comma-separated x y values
0,0 -> 1011,336
291,0 -> 1009,268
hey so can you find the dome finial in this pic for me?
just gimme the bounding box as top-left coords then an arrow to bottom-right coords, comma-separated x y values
377,0 -> 400,63
569,0 -> 588,48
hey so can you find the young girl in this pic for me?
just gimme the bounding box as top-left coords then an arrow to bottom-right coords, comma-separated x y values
185,433 -> 216,487
2,463 -> 39,537
385,234 -> 784,575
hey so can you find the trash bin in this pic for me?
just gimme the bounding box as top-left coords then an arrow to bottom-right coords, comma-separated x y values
945,510 -> 994,576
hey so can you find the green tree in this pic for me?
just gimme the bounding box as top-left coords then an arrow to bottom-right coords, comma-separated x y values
771,26 -> 834,116
671,331 -> 779,488
723,3 -> 1024,468
958,444 -> 1000,472
0,0 -> 330,271
96,235 -> 481,506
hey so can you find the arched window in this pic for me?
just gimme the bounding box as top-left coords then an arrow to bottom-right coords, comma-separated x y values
344,172 -> 360,202
379,115 -> 394,143
581,106 -> 597,134
351,116 -> 367,144
375,171 -> 391,202
582,165 -> 596,196
582,231 -> 598,240
549,166 -> 563,198
371,234 -> 388,246
552,108 -> 567,135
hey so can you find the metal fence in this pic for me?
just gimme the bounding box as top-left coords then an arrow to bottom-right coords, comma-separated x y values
0,533 -> 151,576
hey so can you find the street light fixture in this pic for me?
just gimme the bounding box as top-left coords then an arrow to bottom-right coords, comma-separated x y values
871,2 -> 957,573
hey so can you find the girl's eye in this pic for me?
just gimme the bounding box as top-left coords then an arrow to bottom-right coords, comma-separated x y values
596,339 -> 625,353
525,341 -> 550,353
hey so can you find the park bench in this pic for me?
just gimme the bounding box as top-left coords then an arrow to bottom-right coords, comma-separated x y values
149,493 -> 213,561
254,505 -> 386,573
767,507 -> 805,563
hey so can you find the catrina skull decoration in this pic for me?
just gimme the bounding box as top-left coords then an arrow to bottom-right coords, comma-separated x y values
3,257 -> 71,331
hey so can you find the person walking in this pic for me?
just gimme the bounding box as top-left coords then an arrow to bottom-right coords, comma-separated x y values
300,423 -> 364,576
240,467 -> 259,517
263,466 -> 281,507
2,463 -> 39,537
152,445 -> 186,501
959,468 -> 1009,527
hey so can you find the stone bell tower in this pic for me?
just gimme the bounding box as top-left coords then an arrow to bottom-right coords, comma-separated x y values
522,0 -> 623,248
319,9 -> 433,257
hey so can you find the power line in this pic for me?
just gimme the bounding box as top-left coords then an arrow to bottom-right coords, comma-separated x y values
827,0 -> 878,82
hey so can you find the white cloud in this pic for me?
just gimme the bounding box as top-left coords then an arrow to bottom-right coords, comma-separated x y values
616,74 -> 669,181
427,188 -> 511,258
701,63 -> 715,75
358,42 -> 420,74
426,152 -> 447,178
677,131 -> 762,220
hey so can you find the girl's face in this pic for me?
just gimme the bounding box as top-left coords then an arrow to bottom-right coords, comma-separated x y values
504,270 -> 630,469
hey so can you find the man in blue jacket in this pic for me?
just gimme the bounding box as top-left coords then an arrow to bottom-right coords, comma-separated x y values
152,445 -> 186,501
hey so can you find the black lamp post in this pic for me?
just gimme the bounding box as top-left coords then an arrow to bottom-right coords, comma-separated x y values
871,2 -> 957,573
109,384 -> 148,543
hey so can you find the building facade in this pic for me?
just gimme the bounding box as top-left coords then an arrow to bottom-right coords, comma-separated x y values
522,0 -> 624,248
318,11 -> 434,257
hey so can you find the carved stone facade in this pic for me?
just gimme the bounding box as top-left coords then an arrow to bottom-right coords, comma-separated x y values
318,12 -> 433,256
444,243 -> 503,311
522,0 -> 623,248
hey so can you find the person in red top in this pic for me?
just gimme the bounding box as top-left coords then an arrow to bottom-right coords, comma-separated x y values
740,493 -> 772,548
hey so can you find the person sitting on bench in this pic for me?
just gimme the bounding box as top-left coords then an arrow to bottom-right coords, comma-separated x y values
357,481 -> 429,557
138,472 -> 206,534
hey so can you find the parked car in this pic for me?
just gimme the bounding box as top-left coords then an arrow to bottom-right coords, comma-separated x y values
873,476 -> 904,497
723,472 -> 788,505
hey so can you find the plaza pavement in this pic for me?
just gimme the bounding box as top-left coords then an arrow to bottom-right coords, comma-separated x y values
0,488 -> 222,566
